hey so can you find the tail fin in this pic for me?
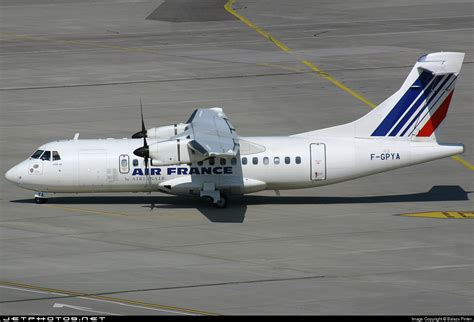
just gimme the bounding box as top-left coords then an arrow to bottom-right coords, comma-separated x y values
295,52 -> 464,140
369,52 -> 463,139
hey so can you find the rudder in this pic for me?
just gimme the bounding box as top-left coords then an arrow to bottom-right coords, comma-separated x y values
366,52 -> 464,140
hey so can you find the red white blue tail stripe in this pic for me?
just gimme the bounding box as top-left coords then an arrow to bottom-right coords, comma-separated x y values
371,72 -> 457,138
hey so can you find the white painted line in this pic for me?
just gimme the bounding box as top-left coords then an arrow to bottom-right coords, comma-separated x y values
0,285 -> 63,296
76,296 -> 195,316
53,303 -> 121,316
0,284 -> 197,316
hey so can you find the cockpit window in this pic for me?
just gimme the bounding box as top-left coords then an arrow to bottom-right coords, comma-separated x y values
41,151 -> 51,161
53,151 -> 61,161
31,150 -> 44,159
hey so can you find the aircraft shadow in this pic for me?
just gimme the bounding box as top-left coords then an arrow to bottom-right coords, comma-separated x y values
10,185 -> 470,223
143,203 -> 248,223
242,185 -> 470,205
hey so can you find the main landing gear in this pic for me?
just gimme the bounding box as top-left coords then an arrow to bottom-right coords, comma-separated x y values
200,183 -> 228,208
34,192 -> 48,204
203,193 -> 228,208
213,194 -> 227,209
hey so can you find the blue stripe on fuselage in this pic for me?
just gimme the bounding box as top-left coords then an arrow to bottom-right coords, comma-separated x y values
371,71 -> 433,136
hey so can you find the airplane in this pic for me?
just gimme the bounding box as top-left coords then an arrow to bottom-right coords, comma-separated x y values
4,52 -> 466,208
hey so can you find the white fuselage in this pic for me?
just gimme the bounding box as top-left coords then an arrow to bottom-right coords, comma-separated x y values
5,52 -> 466,203
5,136 -> 462,197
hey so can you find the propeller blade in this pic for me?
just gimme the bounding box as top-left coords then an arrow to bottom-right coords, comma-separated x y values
140,99 -> 146,134
144,135 -> 151,188
131,101 -> 152,190
132,131 -> 145,139
132,99 -> 147,138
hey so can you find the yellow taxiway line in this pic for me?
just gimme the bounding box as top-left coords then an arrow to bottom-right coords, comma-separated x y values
451,155 -> 474,171
225,0 -> 473,171
224,0 -> 376,109
0,280 -> 218,316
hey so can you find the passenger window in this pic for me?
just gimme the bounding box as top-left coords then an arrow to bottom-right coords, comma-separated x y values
209,158 -> 215,166
53,151 -> 61,161
263,157 -> 269,165
231,157 -> 237,165
296,156 -> 301,164
252,157 -> 258,165
274,157 -> 280,165
285,156 -> 290,164
41,151 -> 51,161
220,158 -> 226,165
242,157 -> 247,165
133,159 -> 139,167
31,150 -> 44,159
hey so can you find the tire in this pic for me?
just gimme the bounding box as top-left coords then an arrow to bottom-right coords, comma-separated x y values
213,195 -> 227,208
35,197 -> 47,204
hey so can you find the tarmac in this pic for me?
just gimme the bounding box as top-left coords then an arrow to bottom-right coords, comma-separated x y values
0,0 -> 473,315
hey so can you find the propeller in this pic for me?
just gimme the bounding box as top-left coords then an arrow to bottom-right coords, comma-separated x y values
133,137 -> 149,169
132,99 -> 147,139
132,99 -> 152,189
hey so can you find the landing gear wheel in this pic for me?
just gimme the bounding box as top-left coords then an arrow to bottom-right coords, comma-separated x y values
34,197 -> 47,204
214,195 -> 227,209
34,192 -> 47,204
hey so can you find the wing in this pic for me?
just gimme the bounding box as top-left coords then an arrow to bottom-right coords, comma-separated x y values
182,107 -> 239,158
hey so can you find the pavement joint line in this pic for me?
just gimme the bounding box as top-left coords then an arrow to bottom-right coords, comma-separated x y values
47,205 -> 131,217
256,63 -> 305,73
0,281 -> 218,316
0,276 -> 327,305
225,0 -> 473,172
0,32 -> 245,66
2,61 -> 472,92
3,265 -> 469,307
0,33 -> 161,55
0,70 -> 307,92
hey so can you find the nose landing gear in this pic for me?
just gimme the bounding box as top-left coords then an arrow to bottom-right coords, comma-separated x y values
34,192 -> 48,204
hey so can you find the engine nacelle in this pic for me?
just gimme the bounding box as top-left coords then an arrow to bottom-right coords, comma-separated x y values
149,139 -> 197,166
146,123 -> 188,140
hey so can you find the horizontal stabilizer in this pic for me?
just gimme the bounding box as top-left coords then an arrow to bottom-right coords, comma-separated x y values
417,52 -> 464,75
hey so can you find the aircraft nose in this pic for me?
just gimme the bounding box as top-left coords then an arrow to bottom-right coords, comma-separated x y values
5,166 -> 19,183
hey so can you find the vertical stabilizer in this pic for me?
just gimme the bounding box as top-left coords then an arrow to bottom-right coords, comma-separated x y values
294,52 -> 465,141
368,52 -> 463,140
